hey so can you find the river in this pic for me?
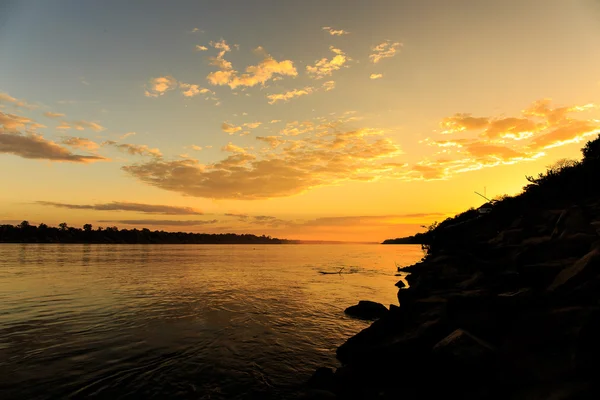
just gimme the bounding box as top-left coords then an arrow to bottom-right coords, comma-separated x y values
0,244 -> 422,399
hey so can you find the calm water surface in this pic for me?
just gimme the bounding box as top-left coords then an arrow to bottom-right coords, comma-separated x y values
0,244 -> 422,399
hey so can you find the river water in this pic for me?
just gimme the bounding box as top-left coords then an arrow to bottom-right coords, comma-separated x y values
0,244 -> 422,399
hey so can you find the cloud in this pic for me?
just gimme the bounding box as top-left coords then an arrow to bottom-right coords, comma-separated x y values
370,73 -> 383,80
44,111 -> 66,119
256,135 -> 285,149
0,132 -> 107,163
0,92 -> 36,109
207,51 -> 298,89
98,219 -> 218,226
103,140 -> 162,158
243,122 -> 262,129
267,87 -> 314,104
222,142 -> 247,154
190,28 -> 204,33
179,82 -> 212,97
270,119 -> 281,123
144,76 -> 178,97
322,81 -> 336,91
69,120 -> 106,132
322,26 -> 350,36
120,132 -> 136,139
0,111 -> 44,131
36,201 -> 203,215
222,122 -> 242,134
440,113 -> 490,134
60,136 -> 100,151
306,46 -> 348,79
195,45 -> 208,51
122,126 -> 402,200
369,40 -> 402,63
191,145 -> 203,151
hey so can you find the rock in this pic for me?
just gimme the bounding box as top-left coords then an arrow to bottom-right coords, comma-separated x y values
344,300 -> 388,321
306,367 -> 335,391
551,206 -> 597,239
299,389 -> 337,399
547,247 -> 600,293
395,279 -> 406,288
431,328 -> 496,367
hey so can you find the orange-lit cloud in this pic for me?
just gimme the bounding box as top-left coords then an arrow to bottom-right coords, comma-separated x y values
0,92 -> 36,109
206,43 -> 297,89
103,140 -> 162,158
195,45 -> 208,51
37,201 -> 203,215
370,73 -> 383,80
60,136 -> 100,151
306,46 -> 347,79
144,76 -> 178,97
222,142 -> 247,154
56,120 -> 105,132
44,111 -> 66,119
222,122 -> 243,134
98,219 -> 218,226
322,26 -> 350,36
267,87 -> 314,104
179,83 -> 212,97
322,81 -> 335,91
0,132 -> 107,163
369,40 -> 402,63
122,126 -> 403,199
0,111 -> 44,131
256,135 -> 285,148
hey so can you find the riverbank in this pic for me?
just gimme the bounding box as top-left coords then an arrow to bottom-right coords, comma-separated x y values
304,136 -> 600,399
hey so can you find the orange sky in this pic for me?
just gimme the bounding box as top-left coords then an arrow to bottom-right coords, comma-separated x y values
1,0 -> 600,242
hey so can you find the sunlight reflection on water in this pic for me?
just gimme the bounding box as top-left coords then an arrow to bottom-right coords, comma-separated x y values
0,244 -> 422,399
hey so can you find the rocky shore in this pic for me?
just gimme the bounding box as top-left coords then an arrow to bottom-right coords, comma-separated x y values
304,137 -> 600,399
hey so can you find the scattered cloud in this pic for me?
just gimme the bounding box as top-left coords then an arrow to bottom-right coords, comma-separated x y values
103,140 -> 162,158
206,44 -> 297,89
120,132 -> 136,139
44,111 -> 66,119
179,82 -> 213,97
222,142 -> 247,154
190,28 -> 204,33
256,135 -> 285,149
0,132 -> 107,163
60,136 -> 100,151
98,219 -> 218,226
0,111 -> 45,131
322,26 -> 350,36
222,122 -> 243,134
369,40 -> 402,63
122,126 -> 402,200
370,73 -> 383,80
144,76 -> 178,97
270,119 -> 281,124
0,92 -> 36,109
306,46 -> 348,79
322,81 -> 336,91
191,145 -> 203,151
195,45 -> 208,51
243,122 -> 262,129
267,87 -> 314,104
37,201 -> 203,215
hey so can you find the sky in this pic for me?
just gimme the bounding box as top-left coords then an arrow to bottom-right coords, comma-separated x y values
1,0 -> 600,242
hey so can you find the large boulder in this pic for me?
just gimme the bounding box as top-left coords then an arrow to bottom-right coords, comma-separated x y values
547,247 -> 600,293
344,300 -> 387,321
551,206 -> 597,239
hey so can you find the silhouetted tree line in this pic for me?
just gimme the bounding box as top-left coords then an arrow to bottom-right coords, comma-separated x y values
384,134 -> 600,256
0,222 -> 290,244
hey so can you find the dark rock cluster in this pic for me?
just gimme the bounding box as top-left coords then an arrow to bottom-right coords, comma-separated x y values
304,203 -> 600,399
